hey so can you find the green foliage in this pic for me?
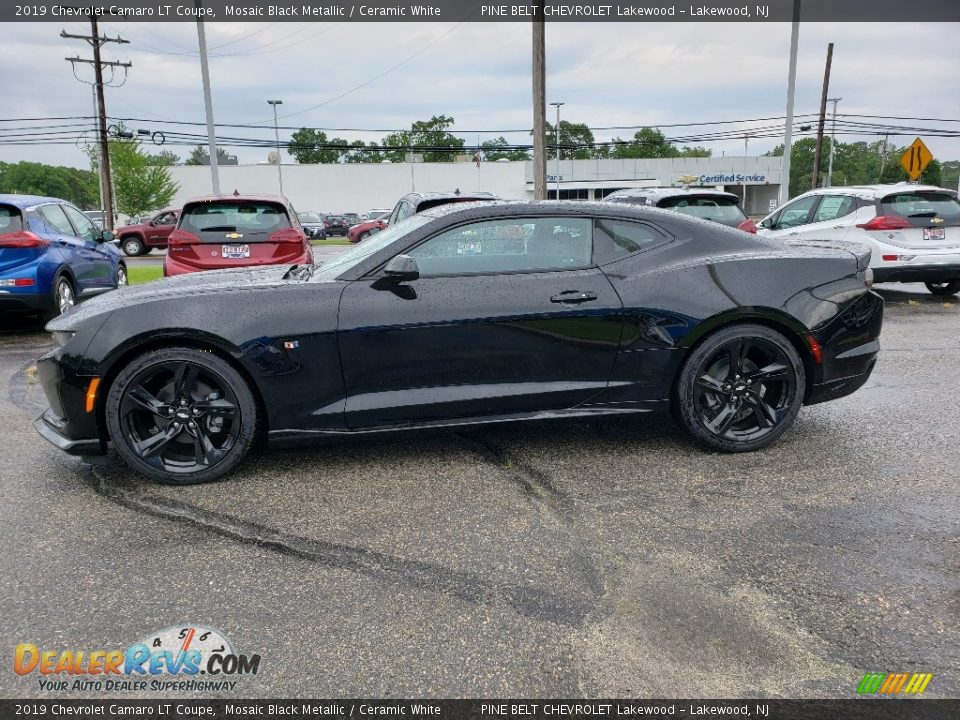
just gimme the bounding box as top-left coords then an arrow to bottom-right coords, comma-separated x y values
481,137 -> 529,161
542,121 -> 597,160
99,129 -> 179,217
610,127 -> 711,159
768,138 -> 948,196
146,150 -> 180,166
288,128 -> 351,164
185,145 -> 233,166
406,115 -> 465,162
0,161 -> 99,208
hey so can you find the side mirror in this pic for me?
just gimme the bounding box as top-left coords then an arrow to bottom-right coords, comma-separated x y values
383,254 -> 419,281
100,229 -> 115,243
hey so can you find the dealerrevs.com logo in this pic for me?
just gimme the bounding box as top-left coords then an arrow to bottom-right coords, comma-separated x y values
14,625 -> 261,692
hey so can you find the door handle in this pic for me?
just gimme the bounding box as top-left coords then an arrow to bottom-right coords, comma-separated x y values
551,290 -> 598,304
788,232 -> 800,236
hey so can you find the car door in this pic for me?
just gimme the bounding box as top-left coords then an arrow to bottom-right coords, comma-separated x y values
337,215 -> 624,429
61,203 -> 114,289
36,204 -> 98,290
789,194 -> 860,242
146,211 -> 177,246
758,195 -> 820,239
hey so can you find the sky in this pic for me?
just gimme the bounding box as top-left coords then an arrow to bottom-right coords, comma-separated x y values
2,20 -> 958,170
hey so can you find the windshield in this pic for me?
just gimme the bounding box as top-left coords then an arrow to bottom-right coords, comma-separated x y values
298,212 -> 322,223
0,205 -> 24,234
880,191 -> 960,226
659,196 -> 746,223
314,215 -> 433,279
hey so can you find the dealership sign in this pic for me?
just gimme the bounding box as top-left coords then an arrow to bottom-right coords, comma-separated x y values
697,173 -> 767,184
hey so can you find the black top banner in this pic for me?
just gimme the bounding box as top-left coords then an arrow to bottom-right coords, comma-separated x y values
1,700 -> 960,719
6,0 -> 960,23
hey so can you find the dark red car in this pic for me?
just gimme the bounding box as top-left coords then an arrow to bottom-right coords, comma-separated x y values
115,208 -> 179,256
163,194 -> 313,277
347,218 -> 387,243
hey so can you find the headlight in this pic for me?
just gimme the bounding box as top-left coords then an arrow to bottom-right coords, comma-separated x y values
864,268 -> 874,290
51,330 -> 75,348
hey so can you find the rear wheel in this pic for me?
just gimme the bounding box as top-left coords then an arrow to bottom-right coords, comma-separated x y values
925,280 -> 960,296
121,236 -> 145,256
116,264 -> 128,288
42,273 -> 76,322
358,231 -> 370,242
105,348 -> 258,484
675,324 -> 805,453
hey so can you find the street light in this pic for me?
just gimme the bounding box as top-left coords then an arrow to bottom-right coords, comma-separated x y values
267,99 -> 283,195
826,97 -> 842,188
549,101 -> 564,200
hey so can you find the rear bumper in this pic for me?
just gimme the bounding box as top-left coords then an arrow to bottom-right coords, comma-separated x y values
873,263 -> 960,283
0,291 -> 51,312
164,249 -> 314,277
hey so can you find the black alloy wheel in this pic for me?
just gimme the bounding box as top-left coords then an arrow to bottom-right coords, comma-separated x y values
105,348 -> 258,484
675,324 -> 805,452
925,280 -> 960,297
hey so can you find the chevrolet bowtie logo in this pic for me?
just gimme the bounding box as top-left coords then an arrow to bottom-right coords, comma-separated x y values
930,217 -> 944,225
225,232 -> 243,239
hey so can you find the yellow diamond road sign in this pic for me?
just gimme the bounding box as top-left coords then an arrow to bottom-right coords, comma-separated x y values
900,137 -> 933,181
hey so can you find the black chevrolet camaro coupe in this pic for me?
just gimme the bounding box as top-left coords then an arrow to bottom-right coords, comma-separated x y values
35,201 -> 883,484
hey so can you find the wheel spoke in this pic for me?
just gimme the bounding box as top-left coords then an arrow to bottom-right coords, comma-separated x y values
172,363 -> 200,400
745,393 -> 778,428
726,340 -> 749,379
190,429 -> 219,466
133,425 -> 180,459
124,384 -> 170,419
696,374 -> 725,394
706,402 -> 739,436
747,362 -> 789,384
193,398 -> 238,417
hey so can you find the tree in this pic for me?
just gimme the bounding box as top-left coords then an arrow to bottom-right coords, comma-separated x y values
481,137 -> 529,161
942,160 -> 960,189
344,141 -> 384,164
380,130 -> 411,163
186,145 -> 233,166
610,127 -> 711,159
91,131 -> 178,217
0,161 -> 98,208
407,115 -> 464,162
288,128 -> 351,164
146,150 -> 179,166
541,120 -> 597,160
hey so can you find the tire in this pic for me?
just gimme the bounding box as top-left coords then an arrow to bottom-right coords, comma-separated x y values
674,324 -> 805,453
121,236 -> 145,257
925,280 -> 960,296
358,231 -> 370,242
116,264 -> 128,288
105,348 -> 258,484
42,273 -> 76,322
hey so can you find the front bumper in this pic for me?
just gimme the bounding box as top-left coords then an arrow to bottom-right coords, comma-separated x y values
34,411 -> 103,456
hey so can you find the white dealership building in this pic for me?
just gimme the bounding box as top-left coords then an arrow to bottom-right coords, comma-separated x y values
165,155 -> 784,217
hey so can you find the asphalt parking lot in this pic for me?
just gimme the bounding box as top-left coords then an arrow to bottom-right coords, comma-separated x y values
1,283 -> 957,699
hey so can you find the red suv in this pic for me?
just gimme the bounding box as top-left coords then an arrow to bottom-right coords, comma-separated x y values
115,208 -> 179,256
164,195 -> 313,277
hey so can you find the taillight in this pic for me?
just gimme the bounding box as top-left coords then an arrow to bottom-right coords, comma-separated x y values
0,231 -> 49,248
856,215 -> 911,231
737,218 -> 758,233
167,229 -> 200,247
269,228 -> 306,244
0,278 -> 36,287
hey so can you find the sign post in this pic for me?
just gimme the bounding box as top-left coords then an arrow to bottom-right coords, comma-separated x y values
900,137 -> 933,182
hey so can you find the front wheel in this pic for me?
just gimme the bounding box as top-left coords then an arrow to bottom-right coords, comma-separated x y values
674,324 -> 805,453
121,236 -> 145,256
925,280 -> 960,296
116,264 -> 128,288
358,231 -> 370,242
105,348 -> 258,484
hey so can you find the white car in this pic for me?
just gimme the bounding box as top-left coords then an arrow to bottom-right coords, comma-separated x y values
758,183 -> 960,296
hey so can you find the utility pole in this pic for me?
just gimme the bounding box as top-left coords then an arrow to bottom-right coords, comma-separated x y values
550,101 -> 564,200
267,100 -> 284,195
532,3 -> 547,201
62,22 -> 130,231
811,42 -> 834,190
196,2 -> 220,194
826,97 -> 841,187
780,0 -> 801,205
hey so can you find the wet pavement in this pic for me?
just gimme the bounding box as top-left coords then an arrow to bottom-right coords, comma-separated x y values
1,283 -> 957,698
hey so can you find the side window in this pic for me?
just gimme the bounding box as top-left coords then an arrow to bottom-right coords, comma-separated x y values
38,204 -> 75,236
775,196 -> 819,229
593,219 -> 667,264
388,201 -> 406,226
154,211 -> 177,225
407,217 -> 592,276
61,204 -> 100,241
812,195 -> 856,223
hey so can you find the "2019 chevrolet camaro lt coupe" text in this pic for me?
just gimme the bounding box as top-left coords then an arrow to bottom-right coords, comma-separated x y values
35,201 -> 883,484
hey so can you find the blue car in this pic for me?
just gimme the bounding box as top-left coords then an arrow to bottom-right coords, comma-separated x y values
0,194 -> 127,321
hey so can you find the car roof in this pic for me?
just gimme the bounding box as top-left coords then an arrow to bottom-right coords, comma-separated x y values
0,193 -> 69,209
605,187 -> 741,202
183,193 -> 289,206
403,190 -> 501,203
418,199 -> 690,224
795,183 -> 955,199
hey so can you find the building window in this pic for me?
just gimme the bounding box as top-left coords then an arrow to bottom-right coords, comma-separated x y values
547,189 -> 589,201
594,188 -> 626,199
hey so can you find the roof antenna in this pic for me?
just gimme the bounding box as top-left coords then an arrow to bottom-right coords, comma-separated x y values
454,188 -> 461,195
233,189 -> 240,196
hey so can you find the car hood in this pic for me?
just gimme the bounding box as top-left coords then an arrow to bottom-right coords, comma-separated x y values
47,265 -> 309,331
